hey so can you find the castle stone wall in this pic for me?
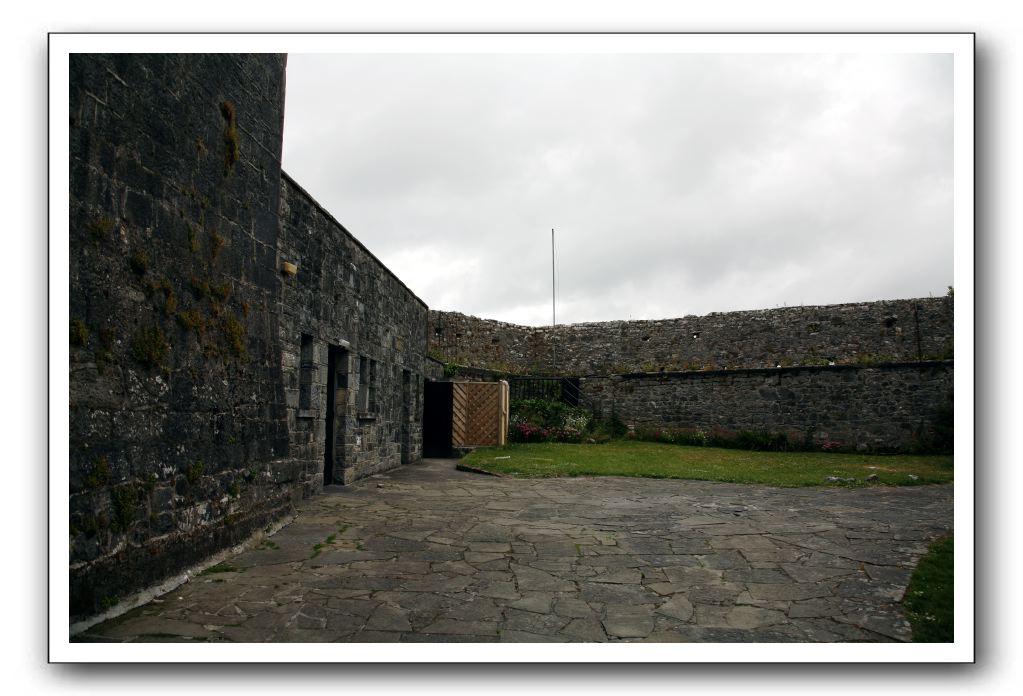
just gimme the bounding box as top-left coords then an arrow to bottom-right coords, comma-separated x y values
69,54 -> 294,618
429,297 -> 954,375
277,174 -> 429,486
580,362 -> 953,452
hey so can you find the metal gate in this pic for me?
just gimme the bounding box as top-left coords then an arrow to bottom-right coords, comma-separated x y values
451,381 -> 509,448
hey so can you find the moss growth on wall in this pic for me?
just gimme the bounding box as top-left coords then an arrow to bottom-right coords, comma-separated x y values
70,319 -> 89,347
85,456 -> 111,489
88,216 -> 114,242
130,323 -> 168,368
220,101 -> 239,175
129,252 -> 148,276
221,315 -> 247,357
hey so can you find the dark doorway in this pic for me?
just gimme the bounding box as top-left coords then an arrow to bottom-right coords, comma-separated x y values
422,380 -> 453,458
324,346 -> 348,485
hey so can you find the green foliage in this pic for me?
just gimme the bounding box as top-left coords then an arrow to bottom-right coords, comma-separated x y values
70,319 -> 88,347
734,430 -> 792,452
462,441 -> 954,488
442,362 -> 460,378
630,426 -> 793,452
199,561 -> 240,576
310,532 -> 337,559
130,323 -> 167,368
129,252 -> 148,276
109,485 -> 138,532
903,535 -> 954,642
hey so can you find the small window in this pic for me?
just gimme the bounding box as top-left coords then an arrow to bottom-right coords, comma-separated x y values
369,360 -> 378,412
299,334 -> 316,411
358,357 -> 370,411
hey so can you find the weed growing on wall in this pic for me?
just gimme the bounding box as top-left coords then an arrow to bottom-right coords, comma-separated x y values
220,101 -> 239,175
130,323 -> 168,368
70,319 -> 89,346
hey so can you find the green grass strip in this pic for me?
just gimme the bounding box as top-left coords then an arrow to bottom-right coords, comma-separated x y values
903,535 -> 954,642
460,440 -> 953,488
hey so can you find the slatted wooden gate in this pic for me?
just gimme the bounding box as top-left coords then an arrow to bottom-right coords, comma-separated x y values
451,381 -> 509,448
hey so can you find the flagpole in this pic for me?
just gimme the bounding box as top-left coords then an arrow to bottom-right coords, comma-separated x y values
552,228 -> 556,373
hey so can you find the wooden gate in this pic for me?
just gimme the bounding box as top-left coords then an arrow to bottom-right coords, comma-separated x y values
451,381 -> 509,448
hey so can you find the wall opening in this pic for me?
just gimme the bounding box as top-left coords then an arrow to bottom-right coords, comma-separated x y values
324,345 -> 349,485
358,356 -> 369,412
299,333 -> 315,411
423,381 -> 454,458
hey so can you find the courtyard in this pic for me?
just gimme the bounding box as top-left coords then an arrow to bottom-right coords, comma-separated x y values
74,458 -> 953,643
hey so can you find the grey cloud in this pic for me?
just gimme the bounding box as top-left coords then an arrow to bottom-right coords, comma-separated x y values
283,52 -> 953,324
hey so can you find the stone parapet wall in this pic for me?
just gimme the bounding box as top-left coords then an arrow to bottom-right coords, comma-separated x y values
429,297 -> 954,376
580,362 -> 953,452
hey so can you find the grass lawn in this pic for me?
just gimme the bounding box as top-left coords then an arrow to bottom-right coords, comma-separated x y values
460,440 -> 953,487
903,535 -> 954,642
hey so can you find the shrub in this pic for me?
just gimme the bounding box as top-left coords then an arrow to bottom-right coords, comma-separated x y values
508,398 -> 594,443
734,430 -> 791,451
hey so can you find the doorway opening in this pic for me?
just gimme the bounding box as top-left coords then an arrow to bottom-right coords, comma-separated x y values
324,345 -> 348,485
422,380 -> 453,458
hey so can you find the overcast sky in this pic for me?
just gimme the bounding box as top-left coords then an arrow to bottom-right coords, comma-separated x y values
281,52 -> 953,326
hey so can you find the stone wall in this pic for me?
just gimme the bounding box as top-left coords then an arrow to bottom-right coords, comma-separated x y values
277,174 -> 429,485
69,54 -> 294,618
580,362 -> 953,452
428,297 -> 954,375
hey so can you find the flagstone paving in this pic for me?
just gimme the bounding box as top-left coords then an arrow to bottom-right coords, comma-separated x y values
74,458 -> 953,643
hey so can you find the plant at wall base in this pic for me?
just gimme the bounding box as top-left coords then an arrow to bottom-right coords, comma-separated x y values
109,485 -> 138,532
821,440 -> 843,452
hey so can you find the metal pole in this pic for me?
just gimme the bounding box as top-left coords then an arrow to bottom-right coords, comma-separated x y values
552,228 -> 556,373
